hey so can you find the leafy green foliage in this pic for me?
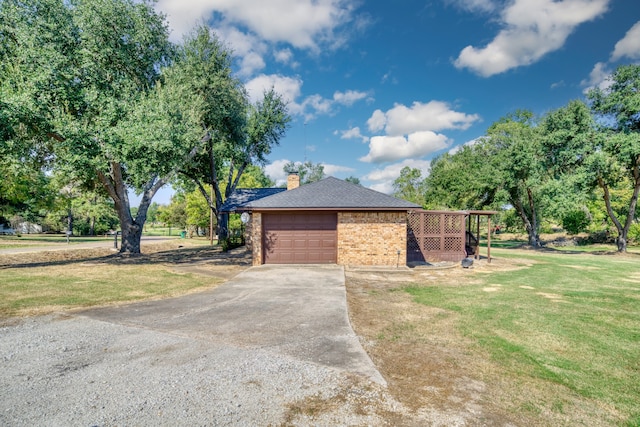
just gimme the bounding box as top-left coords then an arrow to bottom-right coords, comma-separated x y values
561,209 -> 591,235
345,176 -> 361,185
586,64 -> 640,251
283,161 -> 325,184
158,193 -> 187,229
392,167 -> 426,206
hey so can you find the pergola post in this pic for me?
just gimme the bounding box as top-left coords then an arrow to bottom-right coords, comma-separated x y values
487,216 -> 492,263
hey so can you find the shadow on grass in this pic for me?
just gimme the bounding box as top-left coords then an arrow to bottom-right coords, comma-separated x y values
0,244 -> 252,270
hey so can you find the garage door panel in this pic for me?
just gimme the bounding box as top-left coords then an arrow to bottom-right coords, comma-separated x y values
263,213 -> 337,264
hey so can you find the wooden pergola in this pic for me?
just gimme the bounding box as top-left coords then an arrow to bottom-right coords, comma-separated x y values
465,210 -> 499,263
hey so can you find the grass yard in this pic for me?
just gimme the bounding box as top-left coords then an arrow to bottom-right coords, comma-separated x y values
405,249 -> 640,425
0,263 -> 217,318
0,234 -> 111,247
0,241 -> 242,318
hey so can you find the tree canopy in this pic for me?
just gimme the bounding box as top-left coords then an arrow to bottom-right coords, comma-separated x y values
0,2 -> 290,251
412,64 -> 640,251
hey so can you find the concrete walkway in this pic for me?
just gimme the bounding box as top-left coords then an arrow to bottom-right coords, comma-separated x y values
82,264 -> 385,384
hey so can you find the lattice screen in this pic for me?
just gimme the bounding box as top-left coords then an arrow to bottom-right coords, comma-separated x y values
407,210 -> 466,262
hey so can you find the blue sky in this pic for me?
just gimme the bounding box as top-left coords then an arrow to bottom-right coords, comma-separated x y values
146,0 -> 640,204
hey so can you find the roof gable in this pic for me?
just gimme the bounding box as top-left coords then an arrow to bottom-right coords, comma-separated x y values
245,176 -> 421,210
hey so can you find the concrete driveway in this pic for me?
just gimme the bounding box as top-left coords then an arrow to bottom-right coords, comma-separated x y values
83,264 -> 384,383
1,265 -> 389,426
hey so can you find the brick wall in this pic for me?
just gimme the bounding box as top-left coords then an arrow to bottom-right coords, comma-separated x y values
251,212 -> 263,266
337,212 -> 407,266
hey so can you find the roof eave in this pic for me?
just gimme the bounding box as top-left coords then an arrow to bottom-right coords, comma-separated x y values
246,206 -> 419,212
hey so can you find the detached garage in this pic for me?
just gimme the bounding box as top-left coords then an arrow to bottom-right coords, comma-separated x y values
236,175 -> 420,267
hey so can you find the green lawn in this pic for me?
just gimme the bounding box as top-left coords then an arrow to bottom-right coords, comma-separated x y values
406,248 -> 640,425
0,263 -> 218,318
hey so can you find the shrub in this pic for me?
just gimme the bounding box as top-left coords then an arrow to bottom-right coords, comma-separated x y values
562,210 -> 591,235
628,223 -> 640,243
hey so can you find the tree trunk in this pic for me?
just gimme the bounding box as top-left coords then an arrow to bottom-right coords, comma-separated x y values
97,162 -> 166,254
599,177 -> 627,253
218,213 -> 229,241
619,161 -> 640,253
66,206 -> 73,236
513,194 -> 540,248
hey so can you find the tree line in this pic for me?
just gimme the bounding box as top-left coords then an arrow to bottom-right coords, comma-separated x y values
0,0 -> 290,252
393,64 -> 640,252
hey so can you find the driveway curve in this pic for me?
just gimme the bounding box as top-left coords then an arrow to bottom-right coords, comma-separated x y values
0,265 -> 388,426
84,264 -> 384,383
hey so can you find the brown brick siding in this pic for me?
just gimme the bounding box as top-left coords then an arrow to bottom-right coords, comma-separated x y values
337,212 -> 407,266
251,212 -> 263,266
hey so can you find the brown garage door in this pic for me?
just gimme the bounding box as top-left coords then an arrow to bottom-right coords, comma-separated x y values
263,212 -> 337,264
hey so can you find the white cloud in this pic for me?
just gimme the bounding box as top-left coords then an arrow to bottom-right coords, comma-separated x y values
363,159 -> 432,194
454,0 -> 610,77
366,110 -> 387,133
448,137 -> 482,155
360,132 -> 450,163
581,61 -> 613,92
157,0 -> 359,50
581,20 -> 640,93
246,75 -> 370,121
611,20 -> 640,61
245,74 -> 303,105
338,127 -> 369,143
369,101 -> 480,136
333,90 -> 370,106
322,163 -> 355,176
360,101 -> 479,163
449,0 -> 497,13
274,48 -> 293,64
156,0 -> 215,40
238,52 -> 266,78
264,159 -> 291,185
300,94 -> 334,118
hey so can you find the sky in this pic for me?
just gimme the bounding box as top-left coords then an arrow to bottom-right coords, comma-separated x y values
144,0 -> 640,204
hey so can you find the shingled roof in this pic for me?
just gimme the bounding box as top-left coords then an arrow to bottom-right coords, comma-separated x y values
244,176 -> 421,210
220,188 -> 286,213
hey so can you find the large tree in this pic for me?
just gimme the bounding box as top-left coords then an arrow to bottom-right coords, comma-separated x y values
1,0 -> 203,253
587,64 -> 640,252
174,26 -> 290,240
484,111 -> 544,247
538,100 -> 596,230
424,143 -> 499,210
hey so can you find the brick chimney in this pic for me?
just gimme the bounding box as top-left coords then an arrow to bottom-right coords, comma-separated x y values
287,173 -> 300,190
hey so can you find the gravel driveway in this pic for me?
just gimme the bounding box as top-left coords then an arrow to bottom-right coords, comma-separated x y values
0,265 -> 400,426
